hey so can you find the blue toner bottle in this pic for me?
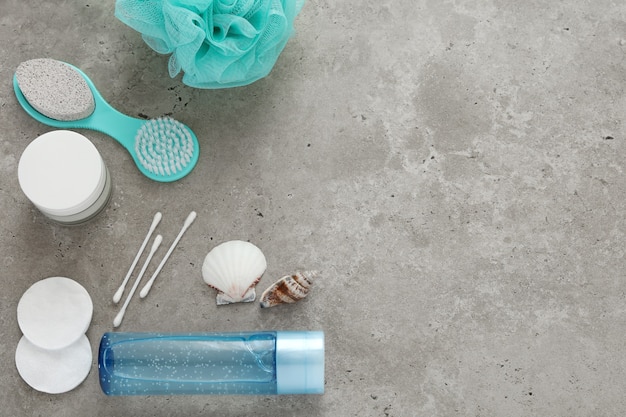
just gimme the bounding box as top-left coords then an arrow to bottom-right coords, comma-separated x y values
98,331 -> 324,395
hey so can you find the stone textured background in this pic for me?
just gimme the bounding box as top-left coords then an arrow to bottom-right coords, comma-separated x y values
1,0 -> 625,415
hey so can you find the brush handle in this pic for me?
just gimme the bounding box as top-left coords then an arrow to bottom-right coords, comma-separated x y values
13,70 -> 143,151
140,211 -> 197,298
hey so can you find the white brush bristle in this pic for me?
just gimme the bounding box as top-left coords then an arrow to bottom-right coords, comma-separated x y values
134,117 -> 195,177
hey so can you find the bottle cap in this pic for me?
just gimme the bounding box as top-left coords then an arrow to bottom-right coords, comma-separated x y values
275,331 -> 324,394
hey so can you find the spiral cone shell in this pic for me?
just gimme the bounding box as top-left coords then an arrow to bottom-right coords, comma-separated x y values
259,271 -> 316,308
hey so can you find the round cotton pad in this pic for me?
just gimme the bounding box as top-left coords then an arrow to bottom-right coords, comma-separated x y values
17,277 -> 93,350
15,334 -> 92,394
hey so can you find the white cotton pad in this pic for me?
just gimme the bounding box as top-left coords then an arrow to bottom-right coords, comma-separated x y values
17,277 -> 93,350
15,334 -> 92,394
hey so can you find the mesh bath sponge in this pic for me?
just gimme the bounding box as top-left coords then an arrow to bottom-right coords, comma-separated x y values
115,0 -> 305,88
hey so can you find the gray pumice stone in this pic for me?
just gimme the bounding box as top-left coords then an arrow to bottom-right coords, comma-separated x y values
15,58 -> 95,121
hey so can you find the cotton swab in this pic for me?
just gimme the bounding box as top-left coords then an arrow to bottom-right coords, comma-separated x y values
113,212 -> 162,303
139,211 -> 197,298
113,234 -> 162,328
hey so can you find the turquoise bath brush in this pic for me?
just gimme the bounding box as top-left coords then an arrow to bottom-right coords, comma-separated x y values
13,58 -> 199,182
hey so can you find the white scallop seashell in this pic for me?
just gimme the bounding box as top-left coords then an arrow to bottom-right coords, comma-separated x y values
259,270 -> 316,308
202,240 -> 267,305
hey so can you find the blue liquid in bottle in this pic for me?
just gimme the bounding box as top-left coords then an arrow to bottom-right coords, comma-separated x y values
98,331 -> 324,396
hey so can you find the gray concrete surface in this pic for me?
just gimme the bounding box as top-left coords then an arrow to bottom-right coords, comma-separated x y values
1,0 -> 625,415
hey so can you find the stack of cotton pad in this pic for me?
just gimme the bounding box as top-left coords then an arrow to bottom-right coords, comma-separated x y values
15,277 -> 93,394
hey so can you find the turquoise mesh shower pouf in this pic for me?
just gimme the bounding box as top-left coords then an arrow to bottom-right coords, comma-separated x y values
115,0 -> 306,88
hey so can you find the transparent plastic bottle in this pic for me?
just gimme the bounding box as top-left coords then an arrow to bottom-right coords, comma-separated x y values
98,331 -> 324,396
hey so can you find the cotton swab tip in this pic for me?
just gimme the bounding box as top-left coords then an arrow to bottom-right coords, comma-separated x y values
112,286 -> 125,304
113,310 -> 124,328
185,211 -> 197,227
151,234 -> 163,250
